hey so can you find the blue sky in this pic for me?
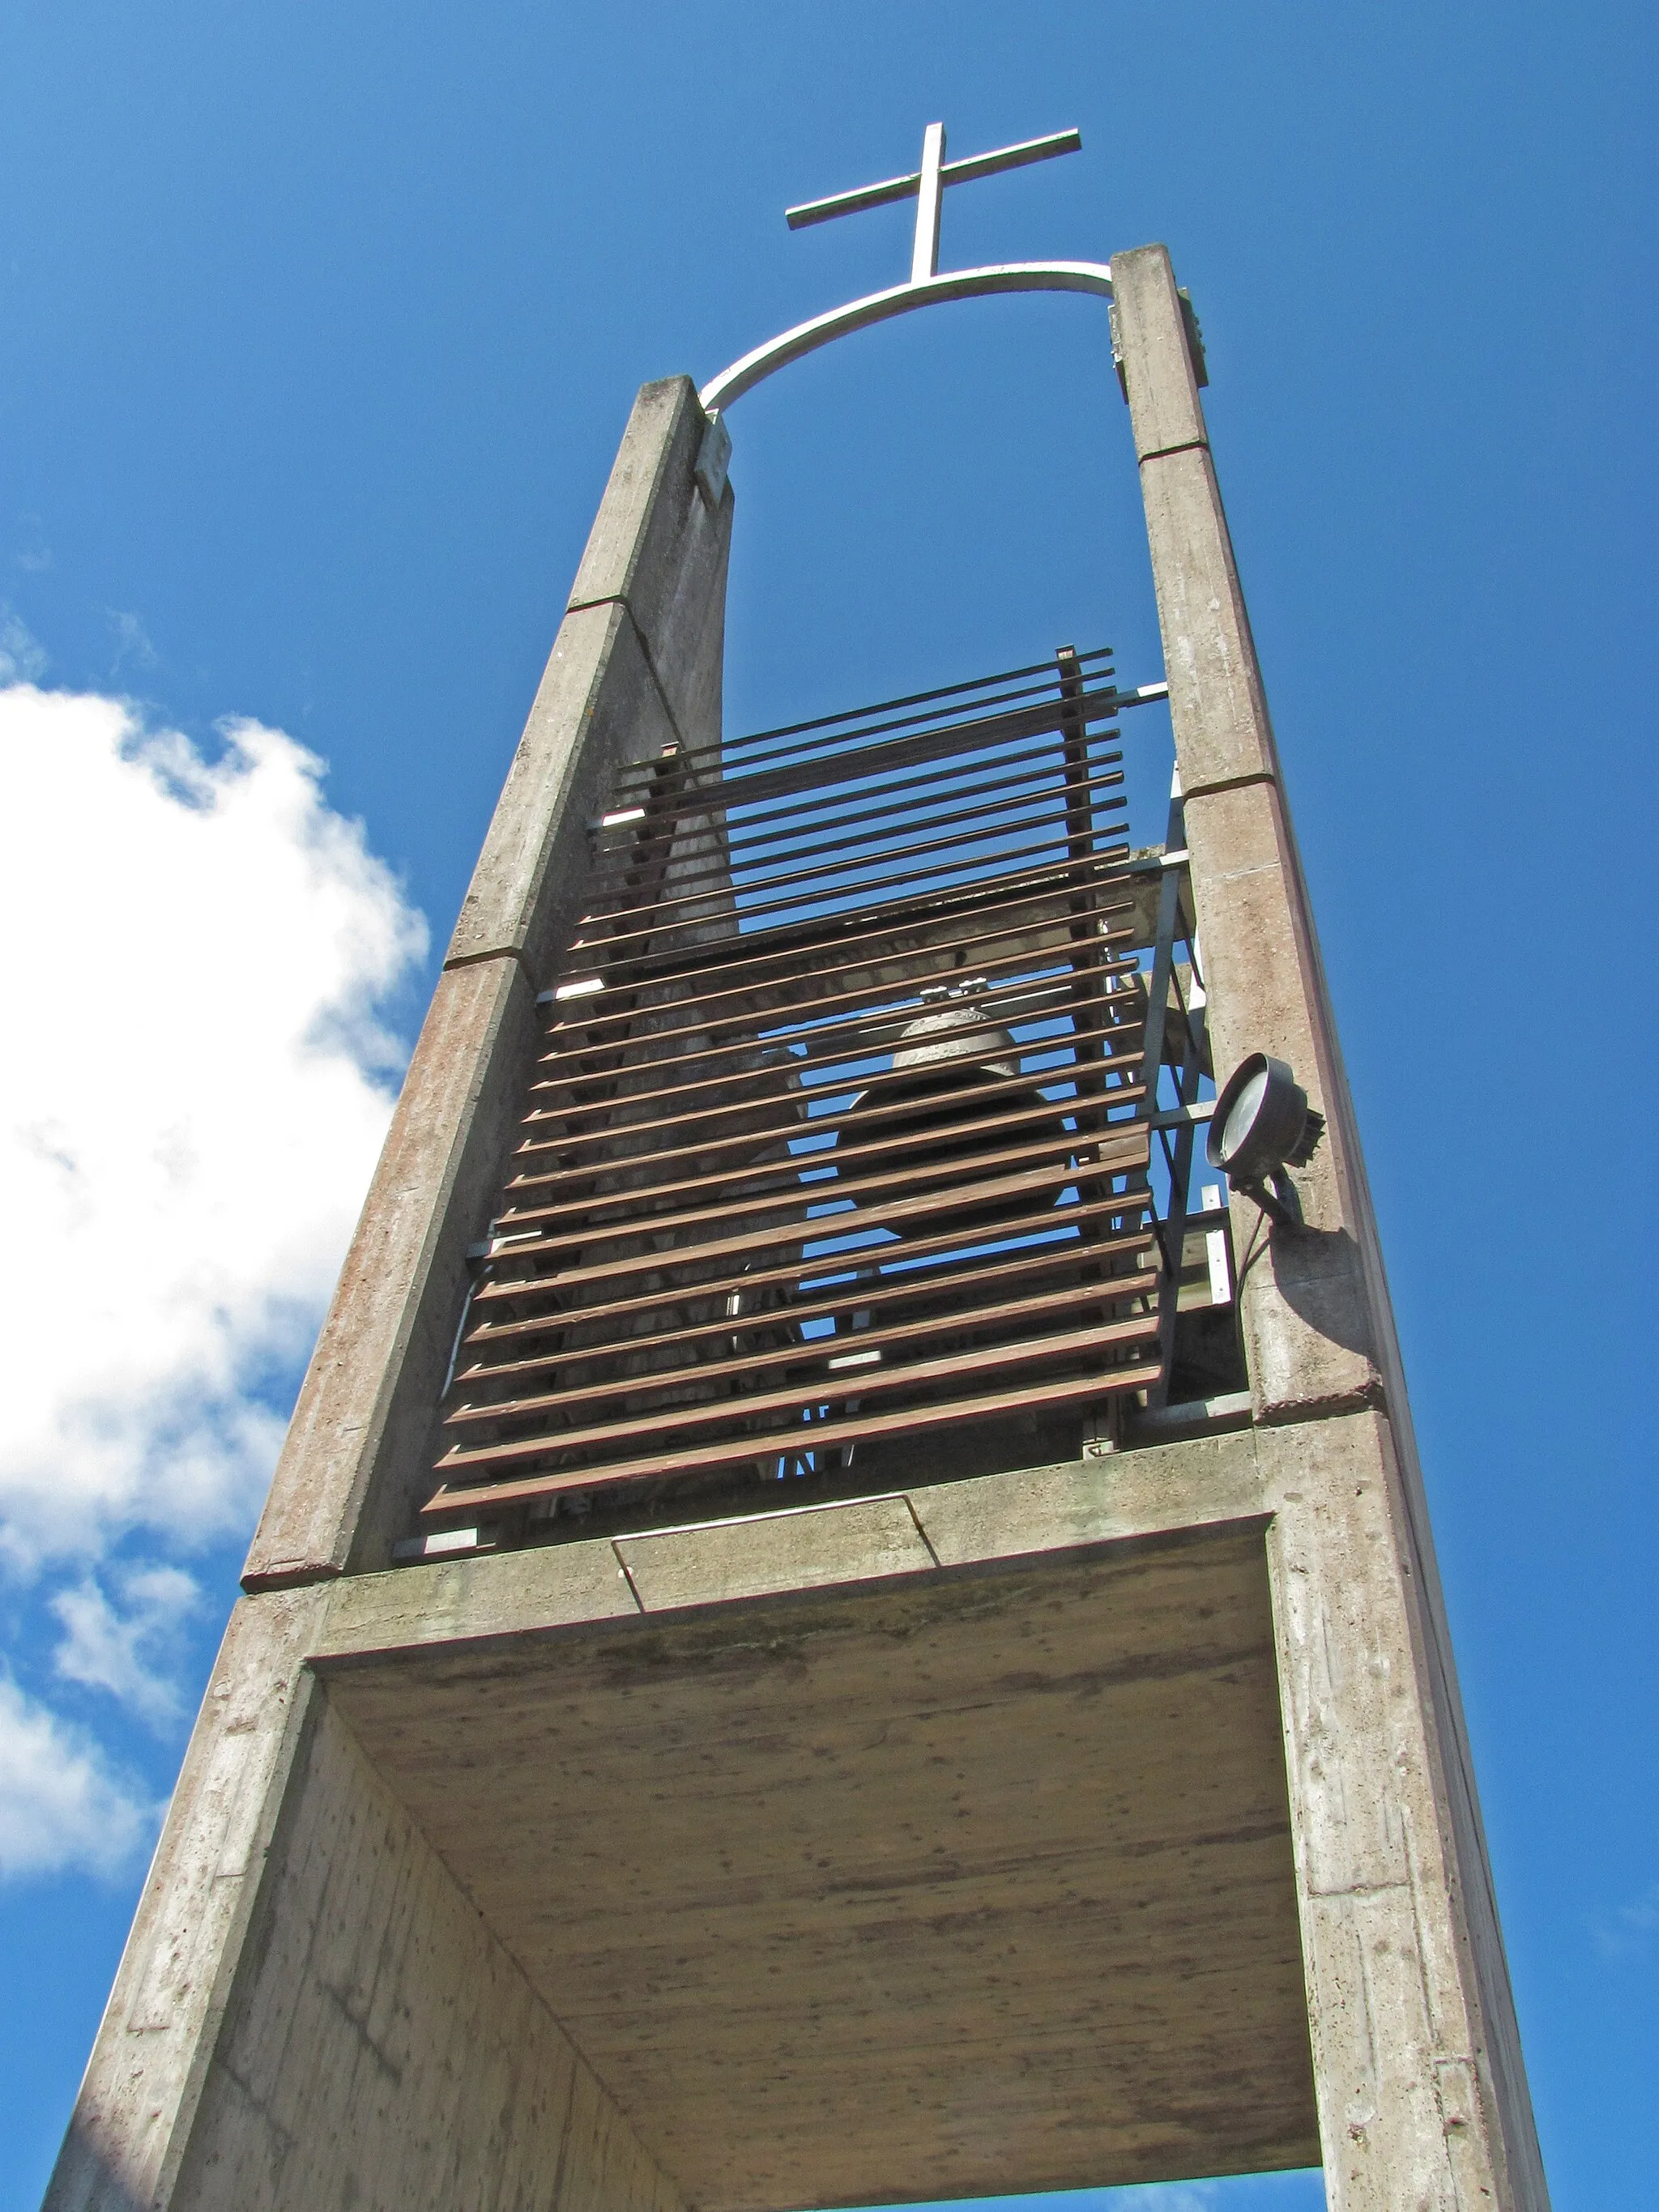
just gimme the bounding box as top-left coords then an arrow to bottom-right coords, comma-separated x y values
1,3 -> 1653,2206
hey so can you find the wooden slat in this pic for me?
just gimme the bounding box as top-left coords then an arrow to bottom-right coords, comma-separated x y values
586,755 -> 1127,906
527,1004 -> 1144,1144
531,957 -> 1133,1102
586,774 -> 1128,923
603,650 -> 1114,784
476,1160 -> 1151,1305
448,1268 -> 1161,1426
416,650 -> 1167,1523
433,1311 -> 1162,1479
509,1063 -> 1141,1192
488,1123 -> 1152,1260
503,1087 -> 1148,1225
584,833 -> 1134,958
536,922 -> 1137,1067
569,844 -> 1135,969
719,754 -> 1122,866
499,1089 -> 1141,1229
454,1230 -> 1158,1387
465,1195 -> 1157,1343
567,850 -> 1140,984
584,684 -> 1123,826
422,1347 -> 1158,1514
519,1025 -> 1146,1158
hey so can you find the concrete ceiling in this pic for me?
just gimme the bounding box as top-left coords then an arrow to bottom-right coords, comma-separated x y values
322,1525 -> 1319,2209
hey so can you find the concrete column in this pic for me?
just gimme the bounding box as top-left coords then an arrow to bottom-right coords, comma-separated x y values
243,374 -> 734,1587
1111,245 -> 1548,2210
46,374 -> 729,2210
45,1588 -> 686,2212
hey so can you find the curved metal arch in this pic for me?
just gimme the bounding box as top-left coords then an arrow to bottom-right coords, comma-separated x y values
697,260 -> 1115,415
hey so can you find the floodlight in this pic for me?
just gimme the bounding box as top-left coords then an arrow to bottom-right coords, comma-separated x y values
1206,1052 -> 1324,1225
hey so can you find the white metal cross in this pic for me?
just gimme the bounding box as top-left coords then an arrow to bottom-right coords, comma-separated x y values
786,123 -> 1082,286
700,121 -> 1107,415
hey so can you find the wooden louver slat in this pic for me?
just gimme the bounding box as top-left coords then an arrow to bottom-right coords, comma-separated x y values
422,648 -> 1166,1522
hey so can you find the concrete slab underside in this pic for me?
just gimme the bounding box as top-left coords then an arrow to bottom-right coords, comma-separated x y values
322,1526 -> 1320,2210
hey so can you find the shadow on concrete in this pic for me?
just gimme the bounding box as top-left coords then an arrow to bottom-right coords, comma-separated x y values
1269,1225 -> 1376,1359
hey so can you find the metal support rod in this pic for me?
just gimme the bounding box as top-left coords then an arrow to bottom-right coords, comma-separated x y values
911,123 -> 946,283
1141,769 -> 1195,1411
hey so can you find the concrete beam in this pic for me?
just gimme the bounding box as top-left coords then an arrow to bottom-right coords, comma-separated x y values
1256,1411 -> 1546,2212
311,1426 -> 1269,1663
314,1480 -> 1316,2207
245,955 -> 540,1588
445,602 -> 684,980
566,376 -> 731,752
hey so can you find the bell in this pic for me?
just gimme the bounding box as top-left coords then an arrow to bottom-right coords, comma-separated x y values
841,990 -> 1073,1242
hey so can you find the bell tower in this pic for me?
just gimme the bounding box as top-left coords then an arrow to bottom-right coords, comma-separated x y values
47,130 -> 1547,2212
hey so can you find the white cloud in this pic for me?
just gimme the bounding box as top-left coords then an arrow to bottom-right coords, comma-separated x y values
1102,2190 -> 1218,2211
109,608 -> 158,672
0,679 -> 426,1880
1594,1883 -> 1659,1960
52,1566 -> 203,1729
0,683 -> 427,1574
0,607 -> 48,684
0,1674 -> 156,1881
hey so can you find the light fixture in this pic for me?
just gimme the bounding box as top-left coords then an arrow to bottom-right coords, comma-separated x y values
1206,1052 -> 1324,1227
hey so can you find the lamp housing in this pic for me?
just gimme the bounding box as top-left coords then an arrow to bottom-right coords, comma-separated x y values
1206,1053 -> 1324,1196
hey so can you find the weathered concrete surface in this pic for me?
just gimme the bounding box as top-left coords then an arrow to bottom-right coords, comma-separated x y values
50,373 -> 735,2208
243,373 -> 732,1592
310,1429 -> 1269,1661
450,377 -> 731,976
44,1587 -> 684,2212
1114,243 -> 1548,2211
1112,245 -> 1380,1422
320,1517 -> 1317,2209
302,1441 -> 1299,2204
244,956 -> 539,1588
446,603 -> 683,978
565,375 -> 731,754
1257,1413 -> 1538,2212
169,1698 -> 684,2212
305,1408 -> 1542,2211
81,1375 -> 1533,2212
618,1492 -> 936,1609
916,1422 -> 1262,1567
45,1591 -> 326,2211
310,1532 -> 642,1658
1180,776 -> 1376,1410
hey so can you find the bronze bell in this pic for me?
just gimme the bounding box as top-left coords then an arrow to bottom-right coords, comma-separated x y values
842,987 -> 1074,1242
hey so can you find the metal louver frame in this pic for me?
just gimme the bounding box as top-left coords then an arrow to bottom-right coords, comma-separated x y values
422,648 -> 1171,1525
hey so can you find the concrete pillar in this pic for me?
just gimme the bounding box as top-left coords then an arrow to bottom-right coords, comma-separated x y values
45,373 -> 731,2210
243,373 -> 733,1588
45,1587 -> 686,2212
1111,245 -> 1549,2211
